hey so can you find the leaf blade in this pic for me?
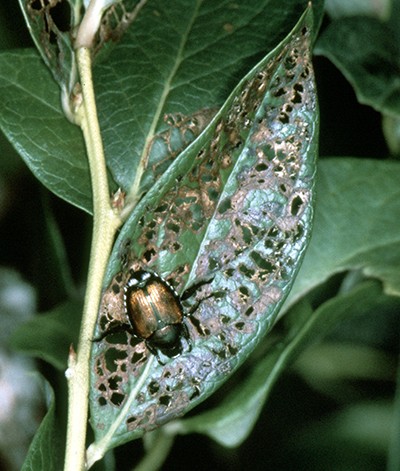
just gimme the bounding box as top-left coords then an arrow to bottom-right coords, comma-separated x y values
286,157 -> 400,309
0,49 -> 92,212
90,6 -> 318,450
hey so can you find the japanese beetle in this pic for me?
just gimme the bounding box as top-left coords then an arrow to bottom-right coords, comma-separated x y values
98,269 -> 192,364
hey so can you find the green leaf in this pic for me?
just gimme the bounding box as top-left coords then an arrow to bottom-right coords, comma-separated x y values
94,0 -> 323,198
89,7 -> 318,453
314,16 -> 400,115
0,0 -> 324,213
176,280 -> 390,448
285,157 -> 400,309
10,299 -> 82,370
0,49 -> 92,212
21,377 -> 63,471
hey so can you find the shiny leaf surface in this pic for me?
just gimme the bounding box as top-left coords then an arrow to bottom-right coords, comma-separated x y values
90,8 -> 318,450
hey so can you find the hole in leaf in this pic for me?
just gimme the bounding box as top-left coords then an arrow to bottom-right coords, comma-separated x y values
221,315 -> 230,324
250,251 -> 274,272
239,265 -> 255,278
49,29 -> 58,45
279,112 -> 289,124
108,375 -> 122,391
189,387 -> 201,401
105,347 -> 128,373
111,283 -> 120,294
292,83 -> 304,104
255,162 -> 268,172
30,0 -> 43,11
104,331 -> 129,345
228,345 -> 239,355
131,351 -> 145,363
224,268 -> 235,277
98,397 -> 107,406
208,258 -> 219,271
208,187 -> 220,202
111,393 -> 125,406
148,381 -> 160,395
96,363 -> 103,376
273,87 -> 286,98
49,0 -> 71,32
245,307 -> 254,317
159,395 -> 172,407
166,222 -> 180,234
143,247 -> 157,262
290,195 -> 304,216
218,198 -> 232,214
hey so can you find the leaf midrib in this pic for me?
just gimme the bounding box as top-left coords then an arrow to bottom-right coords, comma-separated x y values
127,0 -> 204,201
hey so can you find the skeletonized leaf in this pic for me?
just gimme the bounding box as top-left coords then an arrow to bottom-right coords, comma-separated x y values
18,0 -> 76,91
89,6 -> 318,454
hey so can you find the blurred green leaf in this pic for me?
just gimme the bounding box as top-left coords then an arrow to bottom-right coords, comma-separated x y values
0,1 -> 32,50
382,113 -> 400,157
10,299 -> 82,370
314,16 -> 400,115
287,401 -> 391,470
324,0 -> 391,20
388,346 -> 400,471
285,157 -> 400,309
21,377 -> 63,471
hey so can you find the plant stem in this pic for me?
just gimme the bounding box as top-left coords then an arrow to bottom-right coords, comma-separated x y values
64,46 -> 122,471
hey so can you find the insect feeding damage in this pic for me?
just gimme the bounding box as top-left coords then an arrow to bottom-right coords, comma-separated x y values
25,0 -> 72,83
92,22 -> 317,437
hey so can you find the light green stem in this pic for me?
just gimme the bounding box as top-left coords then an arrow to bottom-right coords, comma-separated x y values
64,46 -> 122,471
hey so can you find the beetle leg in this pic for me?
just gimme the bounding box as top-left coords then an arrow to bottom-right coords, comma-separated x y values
181,322 -> 192,353
145,340 -> 165,365
180,277 -> 214,302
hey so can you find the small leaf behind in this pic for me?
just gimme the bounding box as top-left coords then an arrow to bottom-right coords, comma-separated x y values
315,16 -> 400,115
21,377 -> 64,471
285,157 -> 400,309
10,299 -> 82,370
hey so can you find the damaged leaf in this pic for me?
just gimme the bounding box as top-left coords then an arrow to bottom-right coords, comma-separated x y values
90,6 -> 318,453
91,0 -> 150,58
19,0 -> 76,91
2,0 -> 323,214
